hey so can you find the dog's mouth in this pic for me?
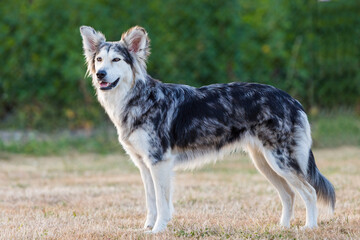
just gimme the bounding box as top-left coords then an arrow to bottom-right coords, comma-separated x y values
99,78 -> 120,91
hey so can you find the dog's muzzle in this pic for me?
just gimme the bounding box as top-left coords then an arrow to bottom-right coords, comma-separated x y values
98,78 -> 120,91
96,70 -> 120,91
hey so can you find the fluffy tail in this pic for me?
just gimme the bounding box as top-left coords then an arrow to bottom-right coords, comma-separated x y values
306,150 -> 336,212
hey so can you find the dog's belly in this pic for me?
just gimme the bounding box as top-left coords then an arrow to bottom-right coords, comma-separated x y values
171,133 -> 263,170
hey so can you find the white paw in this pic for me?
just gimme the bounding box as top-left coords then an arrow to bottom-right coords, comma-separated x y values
143,215 -> 157,230
300,224 -> 318,230
280,221 -> 290,228
150,219 -> 168,233
144,230 -> 154,234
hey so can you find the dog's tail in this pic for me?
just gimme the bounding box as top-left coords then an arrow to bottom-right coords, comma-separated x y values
306,150 -> 336,213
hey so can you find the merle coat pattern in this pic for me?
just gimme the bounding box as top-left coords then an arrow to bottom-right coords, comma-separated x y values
80,25 -> 335,233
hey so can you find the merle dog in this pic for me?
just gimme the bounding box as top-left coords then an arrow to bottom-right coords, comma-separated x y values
80,26 -> 335,233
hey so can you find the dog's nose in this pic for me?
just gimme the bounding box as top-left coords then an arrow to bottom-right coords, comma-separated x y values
96,70 -> 107,80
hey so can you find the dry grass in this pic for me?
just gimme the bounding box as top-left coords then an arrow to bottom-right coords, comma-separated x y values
0,147 -> 359,239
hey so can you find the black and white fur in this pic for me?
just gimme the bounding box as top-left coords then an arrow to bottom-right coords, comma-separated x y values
80,26 -> 335,233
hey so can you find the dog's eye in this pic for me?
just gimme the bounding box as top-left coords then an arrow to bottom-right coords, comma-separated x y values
96,57 -> 102,62
112,58 -> 121,62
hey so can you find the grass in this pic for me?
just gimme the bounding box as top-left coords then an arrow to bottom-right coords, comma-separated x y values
0,110 -> 359,156
0,147 -> 359,239
0,127 -> 120,155
310,109 -> 360,147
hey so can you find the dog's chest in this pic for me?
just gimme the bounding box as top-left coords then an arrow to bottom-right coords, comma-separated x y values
118,127 -> 154,162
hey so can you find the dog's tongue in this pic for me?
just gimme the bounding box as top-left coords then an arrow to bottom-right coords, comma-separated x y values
100,81 -> 110,88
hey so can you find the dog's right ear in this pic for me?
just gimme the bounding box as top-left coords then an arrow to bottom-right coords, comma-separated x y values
80,26 -> 105,72
80,26 -> 105,53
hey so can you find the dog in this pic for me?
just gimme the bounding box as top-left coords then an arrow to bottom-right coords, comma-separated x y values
80,25 -> 335,233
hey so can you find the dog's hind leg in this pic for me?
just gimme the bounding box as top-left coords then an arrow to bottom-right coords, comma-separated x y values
262,149 -> 318,229
148,159 -> 174,233
248,147 -> 295,227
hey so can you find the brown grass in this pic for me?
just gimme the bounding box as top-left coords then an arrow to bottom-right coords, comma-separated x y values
0,147 -> 359,239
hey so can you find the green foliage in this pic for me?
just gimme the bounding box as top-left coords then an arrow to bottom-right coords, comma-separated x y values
0,0 -> 359,129
314,0 -> 360,107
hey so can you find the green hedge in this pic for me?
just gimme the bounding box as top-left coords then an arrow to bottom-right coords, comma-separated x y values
0,0 -> 359,130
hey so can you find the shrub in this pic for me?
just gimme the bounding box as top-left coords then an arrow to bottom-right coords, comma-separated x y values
0,0 -> 359,130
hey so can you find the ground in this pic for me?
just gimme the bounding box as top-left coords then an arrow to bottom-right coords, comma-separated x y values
0,147 -> 359,239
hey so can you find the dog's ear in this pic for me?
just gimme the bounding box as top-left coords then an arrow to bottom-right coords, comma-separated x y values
121,26 -> 150,62
80,26 -> 105,53
80,26 -> 105,75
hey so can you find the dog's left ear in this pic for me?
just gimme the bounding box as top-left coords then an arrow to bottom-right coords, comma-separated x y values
121,26 -> 150,61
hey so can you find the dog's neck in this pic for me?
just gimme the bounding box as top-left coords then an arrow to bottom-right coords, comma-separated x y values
95,73 -> 150,136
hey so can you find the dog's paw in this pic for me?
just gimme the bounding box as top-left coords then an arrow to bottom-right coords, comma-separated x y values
143,221 -> 154,230
143,225 -> 153,231
279,221 -> 290,228
143,227 -> 165,234
144,230 -> 153,234
279,224 -> 290,229
300,224 -> 318,230
150,220 -> 168,234
143,215 -> 156,230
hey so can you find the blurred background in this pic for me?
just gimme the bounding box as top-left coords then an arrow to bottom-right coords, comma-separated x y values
0,0 -> 359,154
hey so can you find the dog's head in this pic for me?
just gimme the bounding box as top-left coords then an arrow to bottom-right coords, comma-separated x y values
80,26 -> 150,92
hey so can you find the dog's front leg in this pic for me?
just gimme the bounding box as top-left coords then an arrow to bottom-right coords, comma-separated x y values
148,159 -> 174,233
137,162 -> 157,229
